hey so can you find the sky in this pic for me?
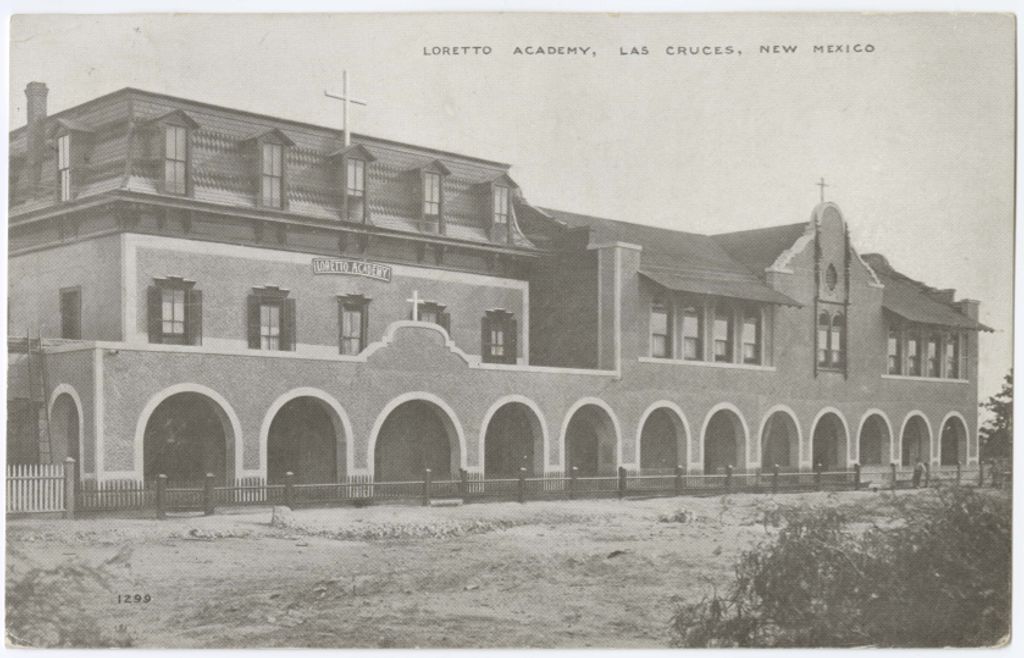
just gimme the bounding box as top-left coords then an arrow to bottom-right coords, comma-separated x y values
7,12 -> 1015,403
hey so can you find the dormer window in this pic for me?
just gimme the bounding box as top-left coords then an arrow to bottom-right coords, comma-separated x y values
493,185 -> 510,227
423,171 -> 442,219
261,143 -> 284,208
329,143 -> 376,223
347,158 -> 365,199
57,133 -> 71,201
164,125 -> 188,195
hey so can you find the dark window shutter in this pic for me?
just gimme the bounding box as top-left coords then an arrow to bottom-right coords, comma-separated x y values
247,295 -> 260,349
337,299 -> 345,352
438,311 -> 451,335
282,298 -> 297,351
481,315 -> 491,362
507,316 -> 518,364
186,288 -> 203,346
147,286 -> 162,344
360,301 -> 370,351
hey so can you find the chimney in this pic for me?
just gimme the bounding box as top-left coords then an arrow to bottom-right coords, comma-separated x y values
25,81 -> 49,189
928,288 -> 956,304
955,299 -> 980,321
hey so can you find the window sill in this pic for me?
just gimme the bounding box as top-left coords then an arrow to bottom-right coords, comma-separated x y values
881,374 -> 969,384
638,356 -> 775,372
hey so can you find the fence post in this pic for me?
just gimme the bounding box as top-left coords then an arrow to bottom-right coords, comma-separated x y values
978,460 -> 985,487
890,462 -> 897,492
674,465 -> 683,496
924,463 -> 931,488
422,468 -> 432,507
853,463 -> 861,491
814,462 -> 822,490
518,467 -> 527,504
569,466 -> 578,500
284,471 -> 295,509
62,457 -> 76,520
156,474 -> 167,520
956,461 -> 962,486
617,466 -> 627,500
725,464 -> 733,492
459,468 -> 468,500
203,473 -> 215,516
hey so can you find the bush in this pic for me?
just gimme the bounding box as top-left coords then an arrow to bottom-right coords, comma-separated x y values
670,487 -> 1011,648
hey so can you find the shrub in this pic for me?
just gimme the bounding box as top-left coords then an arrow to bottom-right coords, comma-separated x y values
670,487 -> 1010,648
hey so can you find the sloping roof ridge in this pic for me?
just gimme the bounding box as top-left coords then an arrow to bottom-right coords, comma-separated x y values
712,220 -> 807,239
537,206 -> 714,240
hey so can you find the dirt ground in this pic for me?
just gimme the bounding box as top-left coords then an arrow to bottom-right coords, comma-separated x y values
6,488 -> 939,648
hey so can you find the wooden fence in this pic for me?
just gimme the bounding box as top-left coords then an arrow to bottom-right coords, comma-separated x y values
5,459 -> 1004,518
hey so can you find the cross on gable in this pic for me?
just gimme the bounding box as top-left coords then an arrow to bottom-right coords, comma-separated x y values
817,177 -> 829,203
324,70 -> 368,148
406,289 -> 423,322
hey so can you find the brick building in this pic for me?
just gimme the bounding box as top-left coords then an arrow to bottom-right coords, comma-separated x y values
7,82 -> 989,486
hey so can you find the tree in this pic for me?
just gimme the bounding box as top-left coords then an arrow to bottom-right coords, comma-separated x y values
979,370 -> 1012,460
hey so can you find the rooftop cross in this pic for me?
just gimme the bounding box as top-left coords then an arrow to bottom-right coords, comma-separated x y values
324,70 -> 368,148
817,176 -> 829,203
406,289 -> 423,322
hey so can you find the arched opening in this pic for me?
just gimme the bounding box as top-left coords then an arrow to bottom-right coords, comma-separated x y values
564,404 -> 617,476
640,408 -> 685,474
49,393 -> 80,474
374,400 -> 460,481
812,412 -> 848,470
143,392 -> 235,485
940,416 -> 968,466
901,415 -> 931,466
704,409 -> 746,474
761,410 -> 799,472
483,402 -> 544,477
859,414 -> 891,466
266,397 -> 342,484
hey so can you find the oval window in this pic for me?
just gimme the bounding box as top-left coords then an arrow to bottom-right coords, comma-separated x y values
825,263 -> 838,291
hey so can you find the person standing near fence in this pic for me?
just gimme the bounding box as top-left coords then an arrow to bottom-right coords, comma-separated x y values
912,461 -> 925,488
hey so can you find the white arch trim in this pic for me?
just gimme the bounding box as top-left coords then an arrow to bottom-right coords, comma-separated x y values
699,402 -> 751,468
477,394 -> 550,474
47,384 -> 86,472
634,400 -> 691,469
557,397 -> 624,471
365,391 -> 469,477
258,387 -> 355,480
756,404 -> 803,468
855,409 -> 895,465
897,410 -> 935,464
132,383 -> 245,481
809,407 -> 852,467
938,410 -> 972,463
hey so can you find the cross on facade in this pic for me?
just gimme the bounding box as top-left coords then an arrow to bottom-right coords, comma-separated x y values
407,289 -> 423,322
324,70 -> 368,148
817,176 -> 829,203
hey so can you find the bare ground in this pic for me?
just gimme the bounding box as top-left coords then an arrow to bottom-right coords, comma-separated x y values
6,488 -> 938,648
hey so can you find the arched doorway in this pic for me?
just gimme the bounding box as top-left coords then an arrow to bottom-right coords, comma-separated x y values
483,402 -> 544,477
704,408 -> 746,474
49,392 -> 81,477
761,410 -> 799,472
266,397 -> 341,484
859,414 -> 891,466
143,392 -> 235,485
374,400 -> 460,481
564,404 -> 618,476
940,415 -> 967,466
812,412 -> 848,470
639,408 -> 685,474
901,415 -> 931,466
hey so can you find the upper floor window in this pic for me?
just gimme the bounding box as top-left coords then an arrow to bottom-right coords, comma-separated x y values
482,310 -> 517,364
817,312 -> 831,367
741,308 -> 762,365
907,333 -> 922,376
247,288 -> 295,351
946,334 -> 962,379
57,134 -> 71,201
423,171 -> 442,220
682,304 -> 703,361
164,125 -> 188,195
60,287 -> 81,340
346,158 -> 365,198
338,294 -> 369,355
650,300 -> 671,358
927,334 -> 942,377
147,278 -> 202,345
887,326 -> 902,375
713,305 -> 734,363
261,143 -> 284,208
493,185 -> 510,227
417,301 -> 451,333
818,310 -> 845,369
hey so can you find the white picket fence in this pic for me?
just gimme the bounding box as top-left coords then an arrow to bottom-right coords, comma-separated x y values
7,463 -> 64,513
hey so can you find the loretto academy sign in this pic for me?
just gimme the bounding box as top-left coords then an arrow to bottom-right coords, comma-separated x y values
311,257 -> 393,282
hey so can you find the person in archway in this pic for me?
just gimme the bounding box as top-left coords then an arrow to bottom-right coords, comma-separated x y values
912,460 -> 925,488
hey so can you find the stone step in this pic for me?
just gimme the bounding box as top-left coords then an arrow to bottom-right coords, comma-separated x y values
429,498 -> 463,507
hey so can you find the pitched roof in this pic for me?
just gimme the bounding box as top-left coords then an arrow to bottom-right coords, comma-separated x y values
862,254 -> 990,331
713,222 -> 809,274
539,208 -> 800,306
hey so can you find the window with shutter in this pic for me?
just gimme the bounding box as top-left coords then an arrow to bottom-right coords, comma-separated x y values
338,295 -> 370,355
149,278 -> 201,345
482,310 -> 517,364
248,287 -> 293,351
